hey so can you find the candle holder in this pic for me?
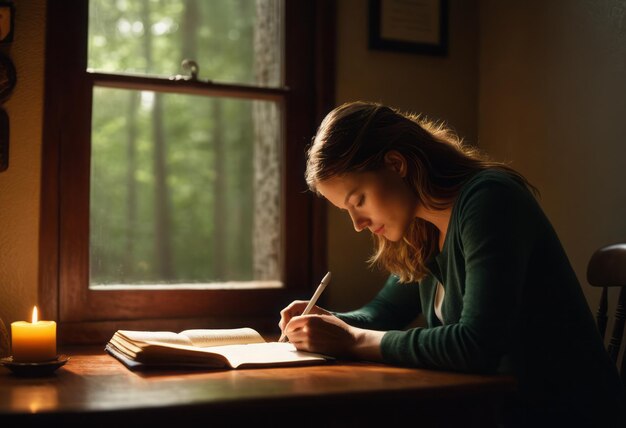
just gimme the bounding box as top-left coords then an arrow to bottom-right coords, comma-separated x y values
0,354 -> 70,377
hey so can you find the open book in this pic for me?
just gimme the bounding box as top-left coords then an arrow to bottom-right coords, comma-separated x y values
105,327 -> 331,370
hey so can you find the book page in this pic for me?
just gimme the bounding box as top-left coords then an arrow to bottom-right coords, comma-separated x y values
209,342 -> 328,368
180,328 -> 265,347
117,330 -> 194,347
110,335 -> 143,356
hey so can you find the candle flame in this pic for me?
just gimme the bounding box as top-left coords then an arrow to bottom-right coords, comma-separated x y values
32,306 -> 38,323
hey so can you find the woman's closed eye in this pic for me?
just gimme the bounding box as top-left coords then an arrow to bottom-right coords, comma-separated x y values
356,195 -> 365,207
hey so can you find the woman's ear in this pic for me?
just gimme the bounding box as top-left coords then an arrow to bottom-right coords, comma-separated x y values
384,151 -> 407,177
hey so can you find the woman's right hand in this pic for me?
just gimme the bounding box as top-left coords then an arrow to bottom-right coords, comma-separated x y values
278,300 -> 332,337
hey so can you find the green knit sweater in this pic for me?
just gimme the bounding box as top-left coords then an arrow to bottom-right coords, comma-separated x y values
335,169 -> 625,426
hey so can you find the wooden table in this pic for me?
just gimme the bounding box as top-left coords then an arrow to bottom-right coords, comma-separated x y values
0,346 -> 516,427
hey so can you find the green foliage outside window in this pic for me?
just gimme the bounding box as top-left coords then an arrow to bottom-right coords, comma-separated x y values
88,0 -> 280,285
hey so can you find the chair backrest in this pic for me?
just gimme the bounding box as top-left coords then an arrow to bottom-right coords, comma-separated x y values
587,243 -> 626,385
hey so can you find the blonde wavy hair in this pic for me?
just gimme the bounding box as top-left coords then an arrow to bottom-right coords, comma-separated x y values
306,101 -> 537,283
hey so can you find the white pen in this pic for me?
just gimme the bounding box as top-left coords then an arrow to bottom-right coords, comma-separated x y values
279,271 -> 332,343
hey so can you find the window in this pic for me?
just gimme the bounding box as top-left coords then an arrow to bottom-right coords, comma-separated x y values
40,0 -> 334,343
88,0 -> 283,287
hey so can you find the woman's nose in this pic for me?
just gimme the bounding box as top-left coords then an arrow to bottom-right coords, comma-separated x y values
349,210 -> 370,232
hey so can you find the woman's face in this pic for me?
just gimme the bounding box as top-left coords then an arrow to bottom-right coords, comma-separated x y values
316,153 -> 419,242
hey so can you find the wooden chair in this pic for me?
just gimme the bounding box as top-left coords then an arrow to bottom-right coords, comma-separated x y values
587,242 -> 626,384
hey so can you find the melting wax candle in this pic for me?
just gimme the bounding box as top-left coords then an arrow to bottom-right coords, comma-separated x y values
11,306 -> 57,362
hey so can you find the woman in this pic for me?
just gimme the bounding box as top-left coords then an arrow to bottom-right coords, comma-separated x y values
278,101 -> 625,426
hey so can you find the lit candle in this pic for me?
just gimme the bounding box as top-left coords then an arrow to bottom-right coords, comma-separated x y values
11,306 -> 57,362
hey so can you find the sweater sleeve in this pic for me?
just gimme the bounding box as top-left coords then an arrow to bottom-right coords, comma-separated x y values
381,177 -> 538,373
333,274 -> 422,331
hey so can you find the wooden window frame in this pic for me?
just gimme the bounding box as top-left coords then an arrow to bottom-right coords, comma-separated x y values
39,1 -> 335,344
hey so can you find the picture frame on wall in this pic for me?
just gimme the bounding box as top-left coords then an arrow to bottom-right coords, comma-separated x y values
0,1 -> 14,43
0,108 -> 8,172
368,0 -> 448,56
0,53 -> 16,102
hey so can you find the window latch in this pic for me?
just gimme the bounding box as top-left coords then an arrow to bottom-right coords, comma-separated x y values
170,59 -> 203,82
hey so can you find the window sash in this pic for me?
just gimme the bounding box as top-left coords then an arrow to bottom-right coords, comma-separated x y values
90,72 -> 289,101
88,82 -> 284,287
40,0 -> 333,344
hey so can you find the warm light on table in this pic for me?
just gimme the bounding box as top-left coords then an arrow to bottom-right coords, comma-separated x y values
11,306 -> 57,362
